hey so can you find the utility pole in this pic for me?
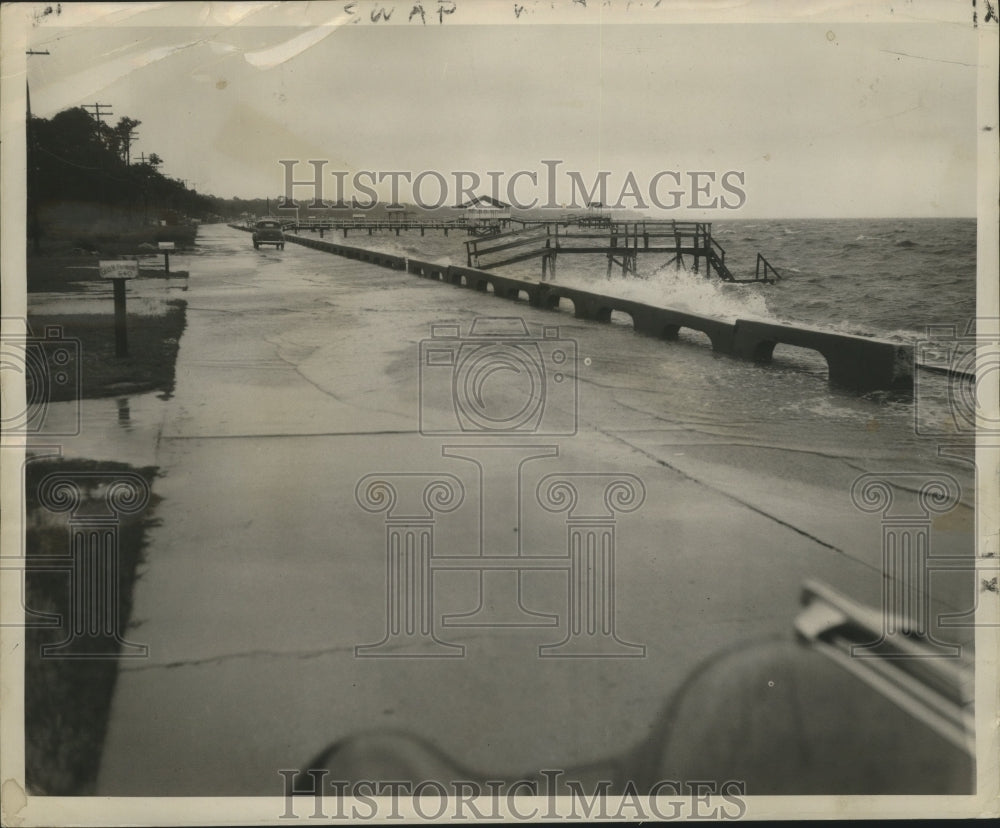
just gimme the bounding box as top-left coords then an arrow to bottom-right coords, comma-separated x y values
25,49 -> 49,118
81,104 -> 114,218
26,49 -> 50,254
135,154 -> 154,224
85,102 -> 114,125
123,130 -> 139,164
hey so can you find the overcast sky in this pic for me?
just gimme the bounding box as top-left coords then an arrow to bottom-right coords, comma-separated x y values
23,2 -> 980,217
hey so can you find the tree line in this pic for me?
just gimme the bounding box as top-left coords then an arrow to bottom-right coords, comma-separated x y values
27,106 -> 217,248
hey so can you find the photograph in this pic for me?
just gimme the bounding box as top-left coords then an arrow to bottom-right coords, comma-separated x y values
1,0 -> 997,823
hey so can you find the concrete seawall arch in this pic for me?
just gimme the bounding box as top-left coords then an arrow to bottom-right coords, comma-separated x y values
273,228 -> 914,394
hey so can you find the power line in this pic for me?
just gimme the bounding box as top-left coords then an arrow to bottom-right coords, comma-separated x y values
85,103 -> 113,125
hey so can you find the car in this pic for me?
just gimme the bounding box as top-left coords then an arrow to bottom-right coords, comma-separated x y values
252,219 -> 285,249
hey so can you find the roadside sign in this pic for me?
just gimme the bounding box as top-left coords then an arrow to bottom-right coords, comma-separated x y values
98,262 -> 138,356
157,241 -> 176,250
99,260 -> 139,280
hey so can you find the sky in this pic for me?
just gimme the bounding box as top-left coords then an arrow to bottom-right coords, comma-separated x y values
19,1 -> 983,217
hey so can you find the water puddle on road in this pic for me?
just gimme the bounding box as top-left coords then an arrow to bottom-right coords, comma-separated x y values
27,390 -> 168,468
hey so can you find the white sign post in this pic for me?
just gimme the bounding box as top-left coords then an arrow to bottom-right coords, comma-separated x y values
99,260 -> 139,357
157,241 -> 175,276
98,260 -> 139,280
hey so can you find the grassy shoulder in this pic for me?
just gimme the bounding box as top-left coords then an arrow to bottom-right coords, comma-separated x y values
26,219 -> 193,399
26,257 -> 189,293
28,222 -> 198,292
24,458 -> 160,795
31,222 -> 198,258
27,300 -> 187,401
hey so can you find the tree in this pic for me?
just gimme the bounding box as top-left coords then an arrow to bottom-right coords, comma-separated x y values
27,106 -> 217,244
114,117 -> 141,165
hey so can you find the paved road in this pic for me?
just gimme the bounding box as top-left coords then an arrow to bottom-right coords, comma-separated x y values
96,224 -> 974,796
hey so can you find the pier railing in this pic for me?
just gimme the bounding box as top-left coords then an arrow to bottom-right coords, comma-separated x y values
466,219 -> 779,284
755,253 -> 782,282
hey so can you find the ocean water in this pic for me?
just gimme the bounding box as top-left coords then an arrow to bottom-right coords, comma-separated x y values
353,217 -> 977,341
711,218 -> 977,340
328,217 -> 980,480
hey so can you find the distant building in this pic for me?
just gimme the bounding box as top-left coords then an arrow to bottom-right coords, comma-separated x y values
385,204 -> 407,223
457,195 -> 511,229
582,200 -> 611,226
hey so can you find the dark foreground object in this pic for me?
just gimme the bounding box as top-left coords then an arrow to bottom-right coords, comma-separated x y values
293,635 -> 972,797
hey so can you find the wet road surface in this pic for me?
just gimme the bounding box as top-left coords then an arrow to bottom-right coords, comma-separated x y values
93,224 -> 974,795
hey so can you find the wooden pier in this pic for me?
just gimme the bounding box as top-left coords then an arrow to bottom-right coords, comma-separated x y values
242,215 -> 780,283
467,220 -> 780,284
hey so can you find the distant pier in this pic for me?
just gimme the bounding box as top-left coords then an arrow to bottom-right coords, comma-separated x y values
288,217 -> 488,238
